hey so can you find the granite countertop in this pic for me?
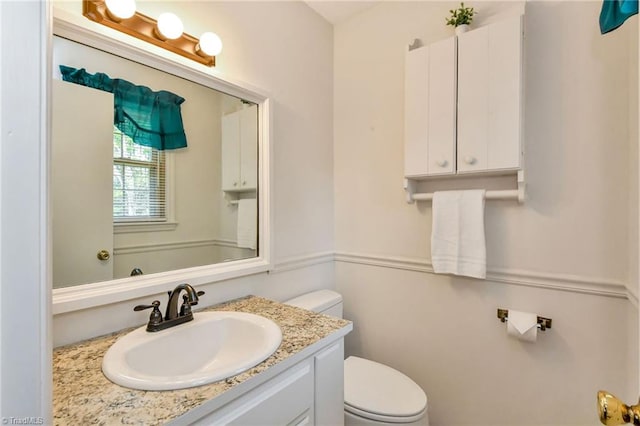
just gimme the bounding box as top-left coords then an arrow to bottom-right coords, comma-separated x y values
53,295 -> 351,425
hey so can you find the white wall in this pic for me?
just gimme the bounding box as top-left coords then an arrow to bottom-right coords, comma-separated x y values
49,0 -> 335,346
6,0 -> 638,423
131,0 -> 336,262
53,0 -> 335,260
629,7 -> 640,303
337,264 -> 634,426
334,1 -> 638,425
0,0 -> 51,420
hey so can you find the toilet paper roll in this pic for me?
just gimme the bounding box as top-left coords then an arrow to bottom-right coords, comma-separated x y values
506,310 -> 538,342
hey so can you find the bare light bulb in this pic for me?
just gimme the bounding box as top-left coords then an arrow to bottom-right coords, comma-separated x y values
197,32 -> 223,57
156,12 -> 184,40
105,0 -> 136,20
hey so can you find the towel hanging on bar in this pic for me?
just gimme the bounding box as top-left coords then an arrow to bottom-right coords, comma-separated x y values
431,190 -> 487,279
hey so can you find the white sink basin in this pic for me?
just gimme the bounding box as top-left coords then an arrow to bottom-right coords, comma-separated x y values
102,311 -> 282,391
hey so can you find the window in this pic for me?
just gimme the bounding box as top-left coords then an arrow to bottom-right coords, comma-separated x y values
113,127 -> 166,222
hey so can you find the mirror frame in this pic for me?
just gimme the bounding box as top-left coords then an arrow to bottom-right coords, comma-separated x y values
51,11 -> 272,315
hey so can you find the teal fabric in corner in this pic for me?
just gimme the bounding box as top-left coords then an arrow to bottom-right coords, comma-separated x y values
59,65 -> 187,150
600,0 -> 638,34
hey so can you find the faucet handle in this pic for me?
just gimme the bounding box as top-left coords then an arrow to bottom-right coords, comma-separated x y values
134,300 -> 161,311
180,294 -> 192,316
180,290 -> 206,315
190,290 -> 205,306
134,300 -> 163,329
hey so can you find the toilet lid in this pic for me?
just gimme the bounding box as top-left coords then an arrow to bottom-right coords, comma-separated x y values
344,356 -> 427,421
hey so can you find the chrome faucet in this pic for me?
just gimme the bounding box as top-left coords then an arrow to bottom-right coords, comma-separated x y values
134,283 -> 205,332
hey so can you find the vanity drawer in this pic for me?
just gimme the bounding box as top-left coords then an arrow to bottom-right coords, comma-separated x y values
191,359 -> 314,425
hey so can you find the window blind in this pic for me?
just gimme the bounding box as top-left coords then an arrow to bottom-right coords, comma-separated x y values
112,127 -> 166,221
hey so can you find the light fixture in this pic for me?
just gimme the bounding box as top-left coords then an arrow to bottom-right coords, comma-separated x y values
197,32 -> 223,57
83,0 -> 220,67
104,0 -> 136,21
156,12 -> 183,40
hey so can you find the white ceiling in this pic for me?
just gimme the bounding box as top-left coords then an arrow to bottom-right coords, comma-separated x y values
304,1 -> 379,25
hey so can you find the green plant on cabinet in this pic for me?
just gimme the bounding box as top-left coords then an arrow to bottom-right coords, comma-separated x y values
445,2 -> 477,27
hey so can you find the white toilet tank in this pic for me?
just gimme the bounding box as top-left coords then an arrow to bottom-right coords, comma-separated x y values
285,290 -> 429,426
284,289 -> 343,318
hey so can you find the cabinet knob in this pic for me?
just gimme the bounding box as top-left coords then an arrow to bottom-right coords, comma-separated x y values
464,155 -> 476,165
242,181 -> 247,186
233,182 -> 238,187
436,159 -> 448,168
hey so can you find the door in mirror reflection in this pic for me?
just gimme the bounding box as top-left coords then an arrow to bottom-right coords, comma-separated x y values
52,36 -> 258,289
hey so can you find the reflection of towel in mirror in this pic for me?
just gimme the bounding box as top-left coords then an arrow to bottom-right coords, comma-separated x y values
237,199 -> 257,250
431,190 -> 486,279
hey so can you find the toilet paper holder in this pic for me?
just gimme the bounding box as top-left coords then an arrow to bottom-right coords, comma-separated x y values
497,308 -> 552,331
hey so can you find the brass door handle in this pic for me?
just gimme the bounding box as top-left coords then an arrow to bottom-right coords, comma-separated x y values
97,249 -> 111,261
598,390 -> 640,425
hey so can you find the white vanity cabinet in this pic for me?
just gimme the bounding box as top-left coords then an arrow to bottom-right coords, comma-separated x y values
222,105 -> 258,192
171,340 -> 345,426
192,359 -> 315,425
404,15 -> 523,178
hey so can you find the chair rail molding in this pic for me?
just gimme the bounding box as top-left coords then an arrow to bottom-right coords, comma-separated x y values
334,251 -> 629,300
270,251 -> 335,274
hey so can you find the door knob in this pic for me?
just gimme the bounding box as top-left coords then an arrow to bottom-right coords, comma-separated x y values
96,249 -> 110,261
598,390 -> 640,425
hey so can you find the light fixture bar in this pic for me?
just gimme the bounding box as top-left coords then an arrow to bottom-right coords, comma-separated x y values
83,0 -> 215,67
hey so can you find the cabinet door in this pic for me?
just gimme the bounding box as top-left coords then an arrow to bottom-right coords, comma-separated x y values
239,105 -> 258,190
427,37 -> 457,175
314,341 -> 344,426
191,360 -> 314,425
222,111 -> 241,191
404,37 -> 456,178
457,15 -> 523,173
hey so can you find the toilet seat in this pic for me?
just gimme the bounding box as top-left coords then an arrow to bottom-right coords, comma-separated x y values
344,356 -> 427,423
345,403 -> 427,423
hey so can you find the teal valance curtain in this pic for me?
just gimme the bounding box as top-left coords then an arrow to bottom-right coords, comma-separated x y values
600,0 -> 638,34
59,65 -> 187,150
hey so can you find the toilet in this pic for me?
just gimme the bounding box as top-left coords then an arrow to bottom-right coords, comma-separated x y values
285,290 -> 429,425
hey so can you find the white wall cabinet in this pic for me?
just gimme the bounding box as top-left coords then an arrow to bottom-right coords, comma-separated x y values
222,105 -> 258,192
404,15 -> 523,178
404,36 -> 457,177
457,16 -> 523,173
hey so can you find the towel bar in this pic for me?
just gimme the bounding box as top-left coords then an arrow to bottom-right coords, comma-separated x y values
403,170 -> 526,204
412,189 -> 521,202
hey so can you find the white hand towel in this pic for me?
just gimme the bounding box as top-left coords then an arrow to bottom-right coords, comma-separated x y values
431,190 -> 486,279
237,198 -> 257,250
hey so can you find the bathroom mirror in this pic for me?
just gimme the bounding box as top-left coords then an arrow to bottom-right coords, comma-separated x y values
52,16 -> 271,312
